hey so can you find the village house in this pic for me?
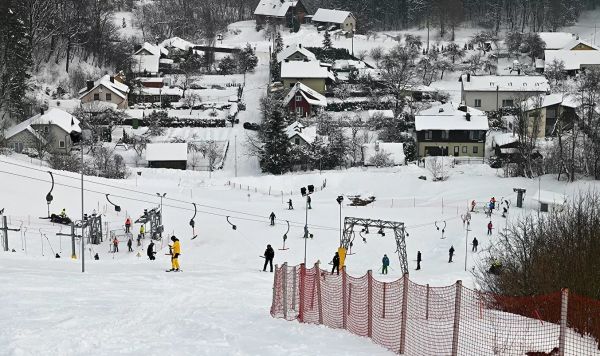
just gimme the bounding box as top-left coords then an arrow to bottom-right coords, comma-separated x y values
285,121 -> 318,148
132,42 -> 168,76
145,143 -> 188,170
276,44 -> 316,63
283,82 -> 327,117
460,74 -> 549,112
415,102 -> 488,158
281,60 -> 334,94
362,141 -> 405,166
254,0 -> 308,26
311,9 -> 356,33
520,93 -> 579,138
4,108 -> 81,154
79,75 -> 130,109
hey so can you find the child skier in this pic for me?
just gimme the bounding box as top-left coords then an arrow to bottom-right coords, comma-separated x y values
269,212 -> 276,226
113,237 -> 119,252
288,199 -> 293,210
487,221 -> 493,235
382,254 -> 390,275
125,217 -> 131,233
168,236 -> 181,272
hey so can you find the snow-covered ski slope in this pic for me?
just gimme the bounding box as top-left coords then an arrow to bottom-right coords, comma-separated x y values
1,156 -> 599,355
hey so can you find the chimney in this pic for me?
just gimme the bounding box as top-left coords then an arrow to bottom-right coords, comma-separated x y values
465,113 -> 471,121
299,44 -> 302,48
466,73 -> 471,82
86,80 -> 94,91
109,76 -> 114,83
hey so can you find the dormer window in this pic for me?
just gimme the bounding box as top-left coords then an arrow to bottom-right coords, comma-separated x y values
295,95 -> 302,102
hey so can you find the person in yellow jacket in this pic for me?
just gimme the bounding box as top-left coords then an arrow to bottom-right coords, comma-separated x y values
168,236 -> 181,272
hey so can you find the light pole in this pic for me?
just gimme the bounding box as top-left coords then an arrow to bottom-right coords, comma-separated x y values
156,193 -> 166,228
463,212 -> 471,271
80,129 -> 84,273
300,185 -> 315,265
336,196 -> 344,246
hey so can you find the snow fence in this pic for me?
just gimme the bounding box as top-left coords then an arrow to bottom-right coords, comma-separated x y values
270,263 -> 600,355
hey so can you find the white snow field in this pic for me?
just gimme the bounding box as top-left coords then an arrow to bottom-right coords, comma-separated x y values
1,156 -> 599,355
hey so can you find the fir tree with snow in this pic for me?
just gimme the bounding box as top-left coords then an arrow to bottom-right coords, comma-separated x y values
322,30 -> 332,50
258,97 -> 291,175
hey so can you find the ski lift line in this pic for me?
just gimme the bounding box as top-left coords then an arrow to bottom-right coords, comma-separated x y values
0,160 -> 334,229
0,170 -> 338,232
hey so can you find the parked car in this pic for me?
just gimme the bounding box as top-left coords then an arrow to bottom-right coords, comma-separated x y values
243,122 -> 260,131
21,147 -> 38,158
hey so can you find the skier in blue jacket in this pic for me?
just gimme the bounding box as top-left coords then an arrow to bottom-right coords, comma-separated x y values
382,254 -> 390,274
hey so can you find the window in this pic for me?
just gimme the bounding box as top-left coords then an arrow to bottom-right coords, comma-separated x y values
502,99 -> 514,107
469,131 -> 483,141
295,95 -> 302,102
93,93 -> 100,101
462,146 -> 467,153
441,130 -> 449,140
473,146 -> 479,154
294,138 -> 300,145
296,107 -> 304,116
474,99 -> 482,108
59,140 -> 65,148
43,126 -> 49,133
424,130 -> 432,140
453,146 -> 459,156
13,142 -> 23,153
106,93 -> 112,101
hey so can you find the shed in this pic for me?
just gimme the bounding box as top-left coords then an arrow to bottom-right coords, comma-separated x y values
145,143 -> 188,170
532,190 -> 566,212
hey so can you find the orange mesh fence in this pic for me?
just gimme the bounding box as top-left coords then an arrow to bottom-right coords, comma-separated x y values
271,263 -> 600,355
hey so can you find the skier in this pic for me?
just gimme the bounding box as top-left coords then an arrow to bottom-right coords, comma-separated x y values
125,217 -> 131,233
487,221 -> 493,235
448,245 -> 455,263
382,254 -> 390,275
167,236 -> 181,272
55,253 -> 61,258
471,200 -> 476,212
137,233 -> 142,247
263,244 -> 275,272
502,206 -> 508,218
94,253 -> 99,260
60,208 -> 67,218
269,212 -> 276,226
331,252 -> 340,275
288,199 -> 293,210
139,224 -> 145,238
147,241 -> 156,260
416,251 -> 422,270
307,196 -> 312,209
113,237 -> 119,252
127,238 -> 133,252
472,237 -> 479,252
490,197 -> 497,210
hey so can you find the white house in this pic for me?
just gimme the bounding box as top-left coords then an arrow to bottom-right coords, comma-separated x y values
281,60 -> 334,94
285,121 -> 318,147
544,50 -> 600,74
460,74 -> 550,112
312,9 -> 356,32
362,141 -> 405,166
78,75 -> 130,109
145,143 -> 188,170
132,42 -> 168,76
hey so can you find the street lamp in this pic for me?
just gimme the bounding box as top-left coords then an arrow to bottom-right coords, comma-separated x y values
463,212 -> 471,271
336,196 -> 344,246
69,115 -> 85,272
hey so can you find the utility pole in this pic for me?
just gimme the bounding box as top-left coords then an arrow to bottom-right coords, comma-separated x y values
464,215 -> 471,272
81,126 -> 85,273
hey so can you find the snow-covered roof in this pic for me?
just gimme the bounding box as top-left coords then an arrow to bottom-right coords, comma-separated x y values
283,82 -> 327,107
145,143 -> 188,161
415,102 -> 489,131
160,37 -> 195,52
461,74 -> 550,92
132,54 -> 160,74
139,87 -> 184,96
134,42 -> 168,56
48,99 -> 81,114
281,61 -> 330,79
4,108 -> 81,140
78,74 -> 130,99
562,38 -> 599,51
362,142 -> 405,166
544,50 -> 600,71
368,110 -> 394,119
254,0 -> 298,17
532,190 -> 567,205
312,8 -> 353,24
492,133 -> 518,147
522,93 -> 580,111
276,45 -> 317,63
332,59 -> 367,71
285,121 -> 317,144
537,32 -> 576,50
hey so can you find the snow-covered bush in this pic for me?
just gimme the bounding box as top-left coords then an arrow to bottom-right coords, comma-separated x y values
369,151 -> 393,167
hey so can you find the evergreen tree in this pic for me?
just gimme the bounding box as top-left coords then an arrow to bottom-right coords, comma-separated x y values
236,43 -> 259,84
323,30 -> 332,50
274,31 -> 284,55
259,97 -> 291,174
218,56 -> 237,75
0,1 -> 32,120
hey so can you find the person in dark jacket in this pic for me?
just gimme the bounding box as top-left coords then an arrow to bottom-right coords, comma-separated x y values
269,212 -> 276,226
472,237 -> 479,252
331,252 -> 340,275
94,253 -> 99,260
127,238 -> 133,252
416,251 -> 422,270
288,199 -> 293,210
382,254 -> 390,274
449,246 -> 455,263
147,241 -> 156,260
487,221 -> 493,235
307,196 -> 312,209
263,244 -> 275,272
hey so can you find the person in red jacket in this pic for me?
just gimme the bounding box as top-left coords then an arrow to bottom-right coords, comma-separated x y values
125,217 -> 132,233
487,221 -> 493,235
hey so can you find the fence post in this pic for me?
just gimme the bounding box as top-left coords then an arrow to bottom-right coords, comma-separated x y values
282,263 -> 288,320
451,280 -> 463,356
292,265 -> 297,311
367,270 -> 373,338
315,262 -> 323,324
299,263 -> 306,323
425,284 -> 430,320
342,266 -> 348,329
559,288 -> 569,356
399,273 -> 409,354
271,264 -> 278,316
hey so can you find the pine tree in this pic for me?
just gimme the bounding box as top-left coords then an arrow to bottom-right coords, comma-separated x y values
259,97 -> 291,175
274,31 -> 284,55
236,43 -> 259,85
323,30 -> 332,50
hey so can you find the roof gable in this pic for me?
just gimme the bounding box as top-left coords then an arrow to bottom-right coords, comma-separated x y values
79,75 -> 130,99
283,82 -> 327,107
312,8 -> 353,24
4,108 -> 81,140
415,102 -> 489,131
254,0 -> 299,17
277,45 -> 317,63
